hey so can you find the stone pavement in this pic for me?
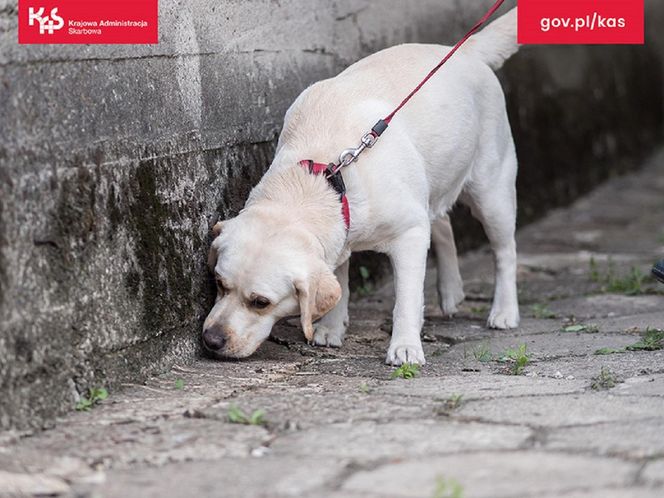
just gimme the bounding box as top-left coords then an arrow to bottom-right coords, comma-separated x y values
1,150 -> 664,498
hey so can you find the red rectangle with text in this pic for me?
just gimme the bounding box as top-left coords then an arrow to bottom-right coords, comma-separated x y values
19,0 -> 158,44
518,0 -> 644,45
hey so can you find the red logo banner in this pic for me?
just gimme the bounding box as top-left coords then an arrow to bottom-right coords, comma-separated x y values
518,0 -> 644,45
18,0 -> 158,44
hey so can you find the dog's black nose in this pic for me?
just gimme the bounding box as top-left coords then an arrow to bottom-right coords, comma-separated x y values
202,326 -> 227,351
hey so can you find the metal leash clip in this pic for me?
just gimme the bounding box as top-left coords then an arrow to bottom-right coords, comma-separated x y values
328,119 -> 389,176
330,131 -> 378,176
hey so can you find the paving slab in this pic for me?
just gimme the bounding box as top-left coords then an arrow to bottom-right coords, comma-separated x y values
614,374 -> 664,397
547,295 -> 664,320
642,459 -> 664,486
341,452 -> 640,498
546,419 -> 664,459
591,312 -> 664,332
374,374 -> 588,399
86,457 -> 347,498
527,350 -> 664,382
454,393 -> 664,427
538,487 -> 664,498
270,420 -> 532,459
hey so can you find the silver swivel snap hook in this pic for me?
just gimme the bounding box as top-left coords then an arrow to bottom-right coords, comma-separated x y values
332,131 -> 379,175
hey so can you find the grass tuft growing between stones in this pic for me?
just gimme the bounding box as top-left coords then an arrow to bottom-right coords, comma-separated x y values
591,367 -> 621,390
76,387 -> 108,411
531,303 -> 557,319
227,405 -> 267,426
589,258 -> 658,295
594,328 -> 664,355
562,323 -> 599,333
470,304 -> 489,315
498,344 -> 530,375
471,342 -> 492,363
435,394 -> 464,417
390,363 -> 420,379
432,476 -> 464,498
626,328 -> 664,351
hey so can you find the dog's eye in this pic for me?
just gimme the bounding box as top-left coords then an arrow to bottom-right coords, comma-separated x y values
250,296 -> 270,309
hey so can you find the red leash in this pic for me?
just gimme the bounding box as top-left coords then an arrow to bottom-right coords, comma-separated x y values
301,0 -> 507,229
382,0 -> 505,126
337,0 -> 507,168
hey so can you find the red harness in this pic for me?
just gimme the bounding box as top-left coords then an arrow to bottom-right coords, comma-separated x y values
298,0 -> 506,231
299,160 -> 350,230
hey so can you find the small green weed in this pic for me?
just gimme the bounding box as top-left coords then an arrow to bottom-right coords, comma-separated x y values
357,266 -> 374,296
390,362 -> 421,379
358,382 -> 371,394
431,347 -> 446,357
470,305 -> 489,315
434,394 -> 464,416
448,393 -> 463,408
594,328 -> 664,355
562,323 -> 599,333
444,394 -> 464,410
590,259 -> 652,295
175,378 -> 185,390
531,303 -> 557,319
625,328 -> 664,351
589,257 -> 601,282
432,476 -> 464,498
498,344 -> 530,375
227,405 -> 267,426
76,387 -> 109,411
471,342 -> 492,363
605,267 -> 647,295
591,367 -> 619,390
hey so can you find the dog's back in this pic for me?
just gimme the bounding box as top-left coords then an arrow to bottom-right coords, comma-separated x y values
277,6 -> 519,161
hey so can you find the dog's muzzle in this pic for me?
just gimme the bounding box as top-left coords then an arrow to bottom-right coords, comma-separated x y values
202,325 -> 227,353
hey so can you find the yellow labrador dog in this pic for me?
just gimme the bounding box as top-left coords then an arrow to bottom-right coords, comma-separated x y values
204,7 -> 519,365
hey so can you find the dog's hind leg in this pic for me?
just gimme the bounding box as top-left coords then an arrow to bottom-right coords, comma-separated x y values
312,258 -> 350,347
431,214 -> 465,315
462,153 -> 520,329
386,224 -> 430,365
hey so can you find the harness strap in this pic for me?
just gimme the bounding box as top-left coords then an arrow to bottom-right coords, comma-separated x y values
299,160 -> 350,230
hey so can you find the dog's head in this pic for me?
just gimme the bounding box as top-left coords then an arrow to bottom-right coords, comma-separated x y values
203,211 -> 341,358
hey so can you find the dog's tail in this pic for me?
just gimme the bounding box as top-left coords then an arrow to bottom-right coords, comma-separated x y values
464,6 -> 518,70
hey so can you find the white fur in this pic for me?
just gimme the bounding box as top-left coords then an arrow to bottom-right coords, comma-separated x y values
204,7 -> 520,365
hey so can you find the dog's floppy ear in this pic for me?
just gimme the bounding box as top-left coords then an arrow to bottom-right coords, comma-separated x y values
207,221 -> 226,271
212,221 -> 224,237
295,266 -> 341,342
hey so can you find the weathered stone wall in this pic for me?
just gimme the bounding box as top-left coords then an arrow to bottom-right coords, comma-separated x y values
0,0 -> 662,430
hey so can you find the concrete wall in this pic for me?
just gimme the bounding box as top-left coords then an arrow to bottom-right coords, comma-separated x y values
1,0 -> 663,430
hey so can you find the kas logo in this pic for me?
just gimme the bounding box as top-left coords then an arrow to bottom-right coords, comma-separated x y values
28,6 -> 64,34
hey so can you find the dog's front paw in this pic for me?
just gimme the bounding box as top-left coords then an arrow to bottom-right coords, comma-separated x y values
386,342 -> 426,366
487,306 -> 520,329
312,324 -> 345,348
